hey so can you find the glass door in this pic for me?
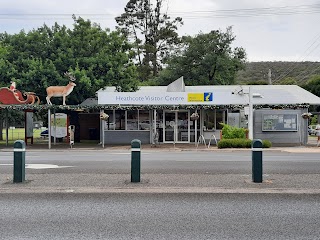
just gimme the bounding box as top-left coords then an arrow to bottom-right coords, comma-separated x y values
164,111 -> 175,142
177,111 -> 189,142
163,111 -> 190,143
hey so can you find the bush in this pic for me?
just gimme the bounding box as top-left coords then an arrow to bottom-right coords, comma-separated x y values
262,140 -> 272,148
218,138 -> 272,149
220,123 -> 246,139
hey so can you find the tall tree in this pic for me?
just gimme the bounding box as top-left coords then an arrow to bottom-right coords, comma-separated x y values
156,28 -> 246,86
116,0 -> 183,80
0,16 -> 139,105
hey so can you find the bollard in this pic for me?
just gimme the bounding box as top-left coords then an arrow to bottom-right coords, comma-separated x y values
13,140 -> 26,183
131,139 -> 141,183
252,139 -> 263,183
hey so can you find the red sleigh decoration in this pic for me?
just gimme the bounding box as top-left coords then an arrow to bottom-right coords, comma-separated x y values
0,82 -> 40,105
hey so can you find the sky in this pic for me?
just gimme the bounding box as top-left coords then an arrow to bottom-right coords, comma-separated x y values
1,0 -> 320,62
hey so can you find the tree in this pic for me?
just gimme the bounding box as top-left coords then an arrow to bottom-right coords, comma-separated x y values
116,0 -> 183,80
276,77 -> 297,85
156,27 -> 246,86
302,75 -> 320,113
0,16 -> 139,105
302,75 -> 320,97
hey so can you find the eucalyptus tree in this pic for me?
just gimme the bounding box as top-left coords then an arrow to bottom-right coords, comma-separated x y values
156,27 -> 247,86
116,0 -> 183,81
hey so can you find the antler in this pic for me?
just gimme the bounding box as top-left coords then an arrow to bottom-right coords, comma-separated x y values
64,72 -> 76,82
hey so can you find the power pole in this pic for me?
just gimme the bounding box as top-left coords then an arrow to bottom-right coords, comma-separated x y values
268,69 -> 272,85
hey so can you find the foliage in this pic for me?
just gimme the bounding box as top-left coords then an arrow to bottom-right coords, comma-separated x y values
218,138 -> 251,148
217,138 -> 272,149
221,123 -> 247,139
277,77 -> 297,85
0,109 -> 24,140
301,75 -> 320,112
0,16 -> 139,105
236,62 -> 320,85
261,140 -> 272,148
156,27 -> 246,85
310,115 -> 318,125
301,75 -> 320,97
115,0 -> 183,80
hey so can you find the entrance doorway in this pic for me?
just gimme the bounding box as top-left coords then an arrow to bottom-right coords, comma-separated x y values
163,111 -> 190,143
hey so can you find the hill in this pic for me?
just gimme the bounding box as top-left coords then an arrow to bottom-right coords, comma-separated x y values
236,62 -> 320,85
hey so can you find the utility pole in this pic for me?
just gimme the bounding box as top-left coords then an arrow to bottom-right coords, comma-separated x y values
268,69 -> 272,85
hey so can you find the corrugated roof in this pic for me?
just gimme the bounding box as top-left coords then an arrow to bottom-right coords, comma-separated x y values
97,85 -> 320,105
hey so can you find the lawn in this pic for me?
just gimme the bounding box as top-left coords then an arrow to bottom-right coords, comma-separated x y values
1,128 -> 43,141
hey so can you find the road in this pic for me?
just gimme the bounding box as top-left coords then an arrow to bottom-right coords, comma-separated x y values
1,150 -> 319,239
1,192 -> 319,240
1,150 -> 320,174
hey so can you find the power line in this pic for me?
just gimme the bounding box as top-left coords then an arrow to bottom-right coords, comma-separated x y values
273,32 -> 320,84
0,4 -> 320,20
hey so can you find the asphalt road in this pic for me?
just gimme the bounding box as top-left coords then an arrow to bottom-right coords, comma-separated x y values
1,150 -> 320,174
1,193 -> 319,240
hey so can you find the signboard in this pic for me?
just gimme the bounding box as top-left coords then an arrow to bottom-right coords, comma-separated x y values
187,92 -> 213,102
50,113 -> 68,138
98,92 -> 214,105
262,114 -> 298,131
26,112 -> 34,138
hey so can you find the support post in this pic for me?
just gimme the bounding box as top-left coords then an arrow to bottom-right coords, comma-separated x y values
5,109 -> 9,147
252,139 -> 263,183
48,109 -> 51,149
248,86 -> 253,140
131,139 -> 141,183
13,140 -> 26,183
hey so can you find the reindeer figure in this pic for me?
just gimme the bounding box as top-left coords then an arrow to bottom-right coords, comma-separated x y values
46,72 -> 76,105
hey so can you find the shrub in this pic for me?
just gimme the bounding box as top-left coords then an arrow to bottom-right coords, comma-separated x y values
220,123 -> 246,139
218,138 -> 272,149
262,140 -> 272,148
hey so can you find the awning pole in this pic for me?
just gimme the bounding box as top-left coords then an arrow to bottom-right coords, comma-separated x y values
48,109 -> 51,149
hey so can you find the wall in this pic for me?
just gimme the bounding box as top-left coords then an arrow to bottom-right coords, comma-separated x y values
254,109 -> 307,146
104,130 -> 150,145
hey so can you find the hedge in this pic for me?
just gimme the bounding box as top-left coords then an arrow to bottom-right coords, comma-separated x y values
217,138 -> 272,149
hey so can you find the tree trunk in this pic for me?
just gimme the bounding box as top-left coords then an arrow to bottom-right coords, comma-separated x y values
0,114 -> 3,141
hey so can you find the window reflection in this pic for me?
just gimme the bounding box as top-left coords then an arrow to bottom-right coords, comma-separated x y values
127,110 -> 138,130
139,110 -> 150,130
115,110 -> 125,130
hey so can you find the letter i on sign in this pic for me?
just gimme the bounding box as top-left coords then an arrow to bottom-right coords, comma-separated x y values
204,93 -> 213,101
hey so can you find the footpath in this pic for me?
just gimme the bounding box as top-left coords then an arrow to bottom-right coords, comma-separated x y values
1,141 -> 320,194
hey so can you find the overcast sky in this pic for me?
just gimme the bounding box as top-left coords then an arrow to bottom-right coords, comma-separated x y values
1,0 -> 320,62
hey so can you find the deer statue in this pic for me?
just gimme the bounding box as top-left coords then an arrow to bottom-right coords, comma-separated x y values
46,72 -> 76,105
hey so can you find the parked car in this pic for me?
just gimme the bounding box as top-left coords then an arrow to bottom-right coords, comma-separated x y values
40,129 -> 63,142
308,125 -> 317,135
40,129 -> 48,138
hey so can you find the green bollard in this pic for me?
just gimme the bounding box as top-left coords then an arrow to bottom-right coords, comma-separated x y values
13,140 -> 26,183
131,139 -> 141,183
252,139 -> 263,183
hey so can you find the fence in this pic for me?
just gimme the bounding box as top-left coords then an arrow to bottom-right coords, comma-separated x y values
1,128 -> 44,141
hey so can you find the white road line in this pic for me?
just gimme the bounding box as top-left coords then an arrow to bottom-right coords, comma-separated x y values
0,164 -> 73,169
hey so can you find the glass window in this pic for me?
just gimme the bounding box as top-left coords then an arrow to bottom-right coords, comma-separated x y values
216,110 -> 225,130
203,109 -> 226,130
203,110 -> 215,131
127,110 -> 138,130
115,110 -> 125,130
104,110 -> 115,130
139,110 -> 150,130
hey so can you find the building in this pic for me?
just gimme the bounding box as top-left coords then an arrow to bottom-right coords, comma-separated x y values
97,79 -> 320,146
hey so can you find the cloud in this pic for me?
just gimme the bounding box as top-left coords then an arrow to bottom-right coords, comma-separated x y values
0,0 -> 319,61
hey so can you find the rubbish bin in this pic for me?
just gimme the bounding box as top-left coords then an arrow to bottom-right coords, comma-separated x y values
89,128 -> 98,140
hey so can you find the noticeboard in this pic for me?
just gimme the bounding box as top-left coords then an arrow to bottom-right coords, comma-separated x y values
262,114 -> 298,131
